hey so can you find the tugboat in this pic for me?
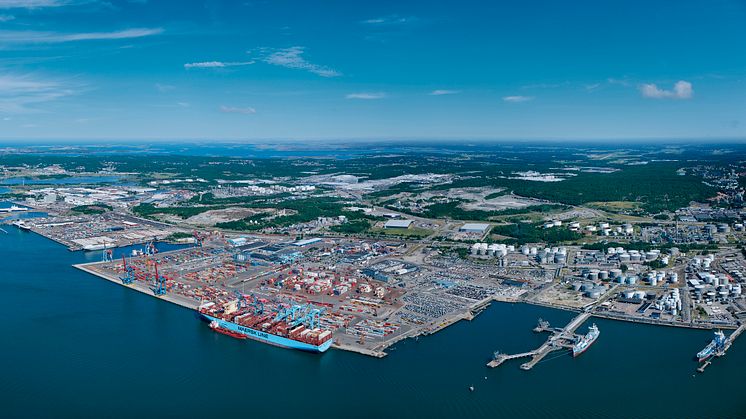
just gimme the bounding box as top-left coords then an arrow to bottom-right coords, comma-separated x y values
209,320 -> 247,340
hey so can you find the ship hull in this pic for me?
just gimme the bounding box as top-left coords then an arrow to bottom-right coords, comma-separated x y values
573,329 -> 599,357
572,342 -> 595,357
198,313 -> 333,353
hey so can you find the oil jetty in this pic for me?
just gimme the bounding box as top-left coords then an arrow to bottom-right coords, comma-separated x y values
487,311 -> 596,370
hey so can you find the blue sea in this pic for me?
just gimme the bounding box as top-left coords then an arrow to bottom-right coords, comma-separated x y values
0,227 -> 744,418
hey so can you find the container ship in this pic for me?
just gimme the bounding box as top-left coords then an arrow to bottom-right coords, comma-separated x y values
197,293 -> 333,353
572,323 -> 599,357
696,330 -> 726,362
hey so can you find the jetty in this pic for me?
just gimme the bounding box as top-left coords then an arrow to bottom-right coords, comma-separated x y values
697,322 -> 745,373
488,311 -> 593,370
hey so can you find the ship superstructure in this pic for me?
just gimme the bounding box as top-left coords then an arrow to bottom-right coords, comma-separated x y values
697,330 -> 726,362
572,323 -> 600,357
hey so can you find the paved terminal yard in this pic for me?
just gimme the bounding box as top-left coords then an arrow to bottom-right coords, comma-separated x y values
18,212 -> 184,251
71,230 -> 746,357
73,234 -> 532,356
11,210 -> 737,358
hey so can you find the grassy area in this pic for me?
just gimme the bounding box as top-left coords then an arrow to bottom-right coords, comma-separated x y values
586,201 -> 642,213
133,203 -> 219,219
368,227 -> 432,238
330,219 -> 371,234
500,162 -> 716,213
388,201 -> 567,222
165,232 -> 194,241
484,190 -> 508,200
70,204 -> 112,215
491,222 -> 583,244
215,197 -> 380,231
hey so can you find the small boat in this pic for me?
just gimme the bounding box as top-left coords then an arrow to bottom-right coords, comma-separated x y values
209,320 -> 247,340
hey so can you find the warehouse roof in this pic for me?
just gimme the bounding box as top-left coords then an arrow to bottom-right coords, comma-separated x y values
384,219 -> 413,228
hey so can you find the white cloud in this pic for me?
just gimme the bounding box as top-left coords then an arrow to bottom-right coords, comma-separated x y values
345,92 -> 386,100
184,61 -> 254,69
0,74 -> 76,113
430,89 -> 461,96
640,80 -> 693,99
361,15 -> 417,25
0,27 -> 163,44
220,105 -> 256,115
155,83 -> 175,92
502,95 -> 534,103
0,14 -> 15,21
263,46 -> 340,77
0,0 -> 69,8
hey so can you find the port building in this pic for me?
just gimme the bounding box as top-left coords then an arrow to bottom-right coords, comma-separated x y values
459,223 -> 490,234
384,219 -> 413,229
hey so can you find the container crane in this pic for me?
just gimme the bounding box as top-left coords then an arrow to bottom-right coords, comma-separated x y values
152,262 -> 167,296
193,230 -> 204,247
293,307 -> 325,329
249,293 -> 265,315
120,255 -> 134,285
144,239 -> 158,256
233,290 -> 248,309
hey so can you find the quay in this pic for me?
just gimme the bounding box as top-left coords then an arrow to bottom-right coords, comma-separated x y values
487,311 -> 592,370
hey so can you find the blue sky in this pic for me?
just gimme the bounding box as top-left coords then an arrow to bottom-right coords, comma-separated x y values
0,0 -> 744,141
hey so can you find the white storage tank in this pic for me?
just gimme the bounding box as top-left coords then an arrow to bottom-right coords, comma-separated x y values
669,272 -> 678,283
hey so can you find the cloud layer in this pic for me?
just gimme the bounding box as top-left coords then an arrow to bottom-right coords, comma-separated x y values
503,95 -> 534,103
0,27 -> 163,44
184,61 -> 254,69
0,74 -> 75,113
263,46 -> 340,77
640,80 -> 693,99
430,89 -> 461,96
0,0 -> 70,9
219,105 -> 256,115
345,92 -> 386,100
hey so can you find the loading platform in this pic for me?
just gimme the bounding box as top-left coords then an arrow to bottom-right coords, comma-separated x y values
697,322 -> 745,373
487,312 -> 592,370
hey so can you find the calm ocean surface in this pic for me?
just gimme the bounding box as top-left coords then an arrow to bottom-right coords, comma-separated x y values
1,227 -> 744,419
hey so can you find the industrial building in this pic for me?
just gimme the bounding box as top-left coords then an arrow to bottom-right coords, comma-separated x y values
459,223 -> 490,234
384,219 -> 413,229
